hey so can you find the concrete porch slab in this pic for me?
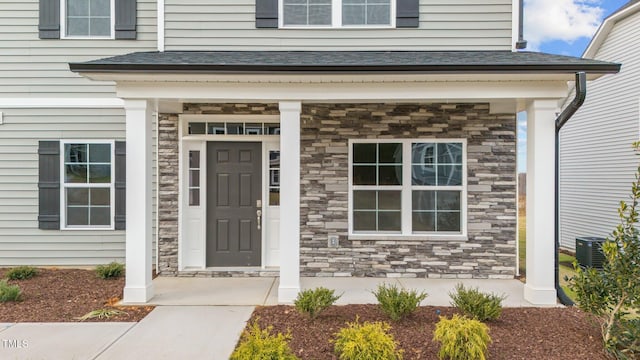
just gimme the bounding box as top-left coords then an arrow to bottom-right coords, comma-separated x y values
398,278 -> 541,307
95,306 -> 254,360
0,322 -> 134,360
301,277 -> 401,305
149,276 -> 277,306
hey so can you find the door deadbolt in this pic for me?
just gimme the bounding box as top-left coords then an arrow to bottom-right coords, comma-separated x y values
256,209 -> 262,230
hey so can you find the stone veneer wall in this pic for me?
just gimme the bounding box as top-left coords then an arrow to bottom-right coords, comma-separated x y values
157,102 -> 516,278
157,113 -> 179,275
299,103 -> 517,279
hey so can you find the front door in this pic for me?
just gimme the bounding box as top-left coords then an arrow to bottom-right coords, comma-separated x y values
206,142 -> 262,267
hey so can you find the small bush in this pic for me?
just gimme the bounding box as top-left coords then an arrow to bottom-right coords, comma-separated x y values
372,283 -> 427,321
230,321 -> 299,360
294,287 -> 341,319
433,314 -> 491,360
5,266 -> 38,280
0,280 -> 22,302
76,308 -> 126,321
608,318 -> 640,360
449,283 -> 506,321
95,262 -> 124,279
333,319 -> 403,360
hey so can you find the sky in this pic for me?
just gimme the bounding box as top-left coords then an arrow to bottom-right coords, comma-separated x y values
517,0 -> 629,173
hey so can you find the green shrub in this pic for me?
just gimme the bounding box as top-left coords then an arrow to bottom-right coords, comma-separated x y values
433,314 -> 491,360
372,283 -> 427,321
608,318 -> 640,359
95,262 -> 124,279
449,283 -> 506,321
333,319 -> 403,360
5,266 -> 38,280
294,287 -> 341,319
230,321 -> 299,360
0,280 -> 22,302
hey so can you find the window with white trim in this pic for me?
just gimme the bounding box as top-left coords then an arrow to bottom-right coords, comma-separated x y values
62,142 -> 114,228
350,139 -> 465,235
63,0 -> 114,37
282,0 -> 393,27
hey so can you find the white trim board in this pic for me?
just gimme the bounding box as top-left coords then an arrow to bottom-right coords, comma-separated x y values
0,98 -> 124,109
157,0 -> 165,52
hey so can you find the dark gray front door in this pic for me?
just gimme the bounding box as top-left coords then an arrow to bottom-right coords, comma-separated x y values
207,142 -> 262,267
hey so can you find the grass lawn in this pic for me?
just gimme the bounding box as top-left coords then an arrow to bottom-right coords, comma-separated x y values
518,215 -> 526,275
559,253 -> 578,301
518,195 -> 526,276
518,195 -> 578,302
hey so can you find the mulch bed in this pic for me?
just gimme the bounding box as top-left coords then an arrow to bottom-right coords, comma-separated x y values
0,268 -> 153,322
249,305 -> 607,360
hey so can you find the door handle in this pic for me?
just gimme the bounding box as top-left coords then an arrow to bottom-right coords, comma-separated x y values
256,209 -> 262,230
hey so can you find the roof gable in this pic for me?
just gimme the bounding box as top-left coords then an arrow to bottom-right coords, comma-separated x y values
583,1 -> 640,58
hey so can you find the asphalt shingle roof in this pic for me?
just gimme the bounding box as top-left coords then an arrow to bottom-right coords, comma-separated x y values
69,51 -> 620,74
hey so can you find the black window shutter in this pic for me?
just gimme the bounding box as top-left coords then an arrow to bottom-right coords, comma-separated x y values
39,0 -> 60,39
38,141 -> 60,229
396,0 -> 419,28
115,0 -> 137,39
115,141 -> 126,230
256,0 -> 278,28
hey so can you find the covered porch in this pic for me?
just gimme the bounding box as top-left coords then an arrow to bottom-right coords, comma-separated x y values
148,276 -> 542,307
69,50 -> 620,306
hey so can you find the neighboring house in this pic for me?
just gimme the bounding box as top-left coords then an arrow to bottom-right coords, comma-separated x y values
0,0 -> 619,305
559,0 -> 640,251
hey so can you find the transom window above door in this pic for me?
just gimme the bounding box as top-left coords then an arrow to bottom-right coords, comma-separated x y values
187,121 -> 281,136
282,0 -> 394,27
64,0 -> 114,37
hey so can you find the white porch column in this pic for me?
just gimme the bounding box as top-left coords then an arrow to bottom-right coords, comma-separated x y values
278,101 -> 302,303
524,99 -> 559,305
123,99 -> 154,303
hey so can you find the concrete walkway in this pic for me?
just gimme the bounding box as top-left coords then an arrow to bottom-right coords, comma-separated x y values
0,277 -> 543,360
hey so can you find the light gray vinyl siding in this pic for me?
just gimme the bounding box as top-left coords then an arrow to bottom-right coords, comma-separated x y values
164,0 -> 513,51
0,0 -> 158,265
0,0 -> 156,97
559,12 -> 640,250
0,108 -> 158,266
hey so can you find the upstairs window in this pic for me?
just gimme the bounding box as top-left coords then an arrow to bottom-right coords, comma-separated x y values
283,0 -> 332,26
343,0 -> 391,25
281,0 -> 394,27
63,0 -> 113,37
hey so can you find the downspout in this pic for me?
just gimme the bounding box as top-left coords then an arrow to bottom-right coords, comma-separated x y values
554,72 -> 587,306
516,0 -> 527,49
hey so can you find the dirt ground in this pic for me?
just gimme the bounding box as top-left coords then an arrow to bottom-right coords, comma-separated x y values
0,268 -> 153,322
248,304 -> 607,360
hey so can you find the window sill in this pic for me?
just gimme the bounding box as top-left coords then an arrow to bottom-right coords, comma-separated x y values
279,25 -> 395,30
348,234 -> 468,242
60,227 -> 117,231
60,36 -> 115,40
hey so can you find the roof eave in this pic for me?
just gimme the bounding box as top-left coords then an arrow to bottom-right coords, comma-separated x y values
69,63 -> 621,75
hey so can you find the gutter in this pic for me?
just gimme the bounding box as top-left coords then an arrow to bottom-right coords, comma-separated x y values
554,72 -> 587,306
516,0 -> 527,49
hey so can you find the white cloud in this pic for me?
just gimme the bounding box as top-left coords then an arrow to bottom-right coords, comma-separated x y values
524,0 -> 604,50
